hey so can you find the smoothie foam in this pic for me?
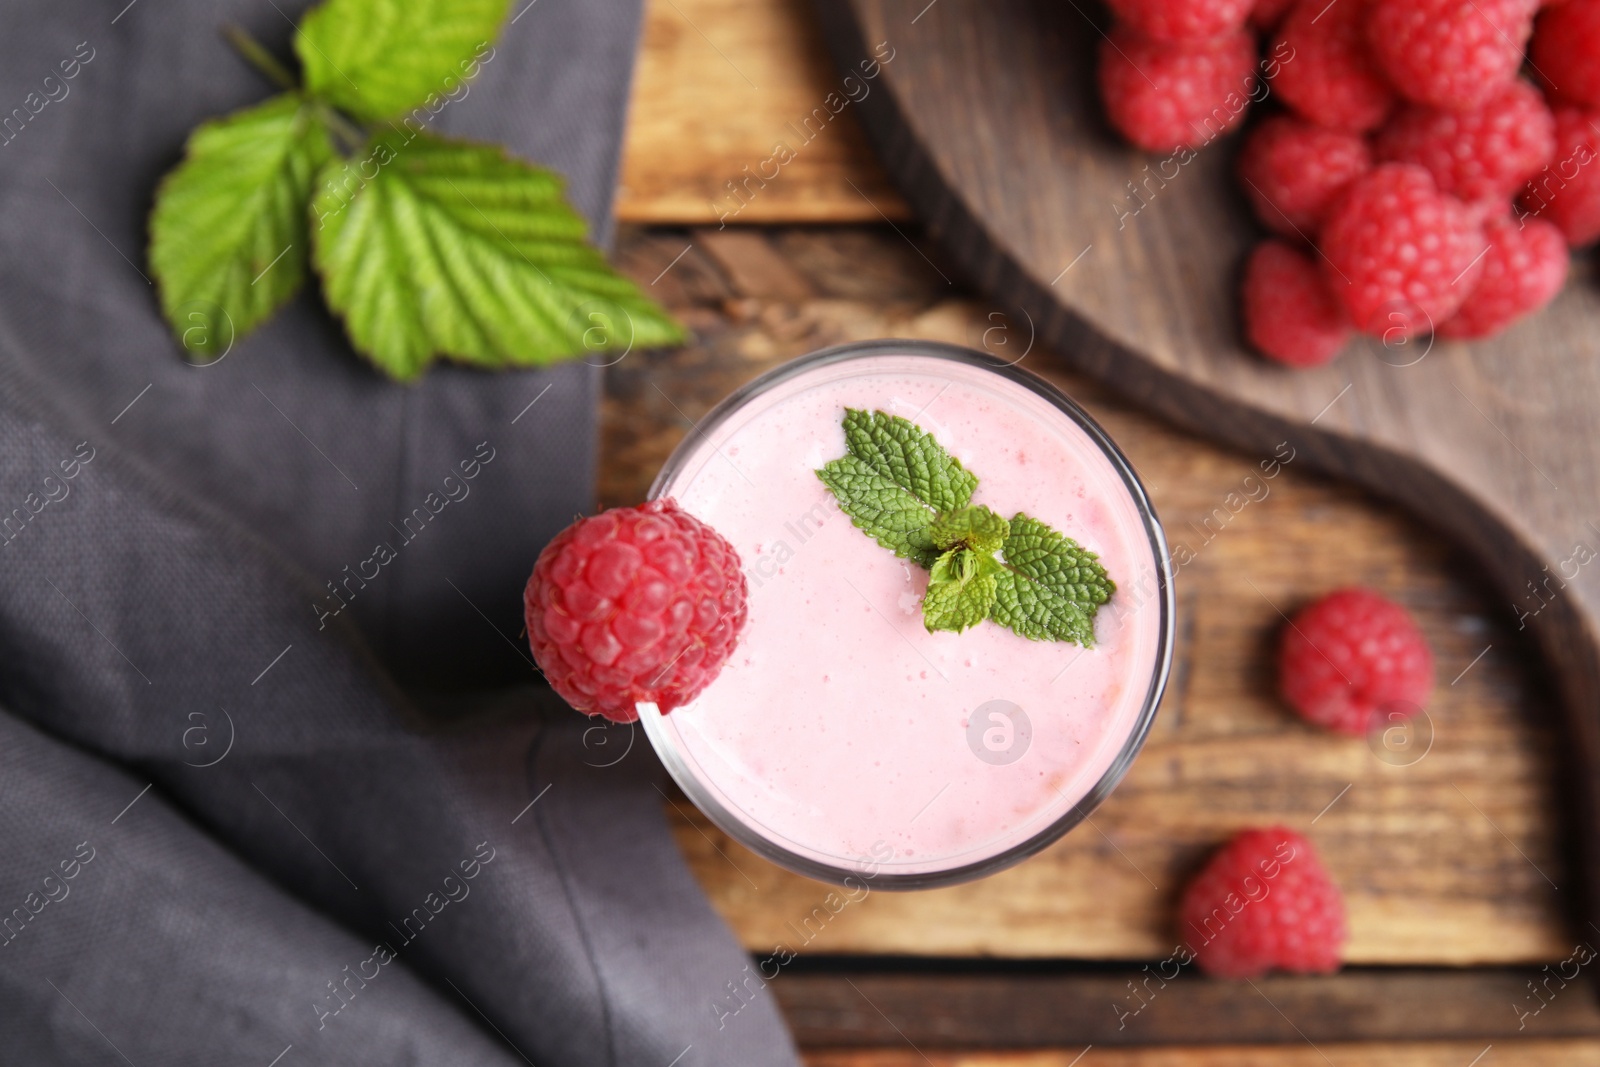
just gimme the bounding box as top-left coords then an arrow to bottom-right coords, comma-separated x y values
645,346 -> 1170,883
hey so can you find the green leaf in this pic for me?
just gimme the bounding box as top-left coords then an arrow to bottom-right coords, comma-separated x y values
816,455 -> 939,567
923,548 -> 1000,633
295,0 -> 510,121
817,409 -> 1119,644
309,131 -> 685,381
930,504 -> 1009,555
841,409 -> 977,513
989,514 -> 1116,646
150,94 -> 334,361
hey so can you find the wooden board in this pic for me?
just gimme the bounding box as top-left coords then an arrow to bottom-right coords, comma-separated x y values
808,0 -> 1600,946
615,0 -> 908,223
774,968 -> 1600,1046
609,227 -> 1570,964
803,1044 -> 1600,1067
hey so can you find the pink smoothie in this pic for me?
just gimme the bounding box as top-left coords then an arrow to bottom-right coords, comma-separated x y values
645,347 -> 1170,883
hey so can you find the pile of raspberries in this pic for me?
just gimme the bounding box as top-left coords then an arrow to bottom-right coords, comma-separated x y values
1097,0 -> 1600,366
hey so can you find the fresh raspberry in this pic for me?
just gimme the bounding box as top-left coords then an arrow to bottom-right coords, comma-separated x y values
1098,27 -> 1259,152
1437,216 -> 1570,337
1531,0 -> 1600,108
1272,0 -> 1396,133
1374,80 -> 1556,207
1278,588 -> 1434,736
1241,240 -> 1352,366
1105,0 -> 1254,41
524,499 -> 748,723
1237,115 -> 1373,236
1366,0 -> 1535,111
1250,0 -> 1296,29
1319,164 -> 1486,337
1180,827 -> 1347,978
1521,106 -> 1600,246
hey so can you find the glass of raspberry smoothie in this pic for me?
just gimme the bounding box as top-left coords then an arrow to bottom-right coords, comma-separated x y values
639,340 -> 1173,888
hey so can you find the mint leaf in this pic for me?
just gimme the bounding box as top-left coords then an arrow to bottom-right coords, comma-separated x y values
923,548 -> 1000,633
815,407 -> 976,566
816,455 -> 939,567
842,409 -> 977,513
149,94 -> 334,360
310,131 -> 685,380
295,0 -> 509,121
989,514 -> 1115,646
818,410 -> 1117,644
930,504 -> 1009,555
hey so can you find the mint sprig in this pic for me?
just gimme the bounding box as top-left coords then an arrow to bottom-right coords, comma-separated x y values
817,408 -> 975,568
923,548 -> 1002,633
990,514 -> 1113,645
816,410 -> 1116,644
815,454 -> 941,567
148,0 -> 683,380
930,504 -> 1009,556
840,408 -> 977,512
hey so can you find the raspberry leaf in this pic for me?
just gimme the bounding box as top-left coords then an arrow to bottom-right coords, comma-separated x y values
816,455 -> 940,567
309,131 -> 685,381
295,0 -> 509,121
923,547 -> 1001,633
930,504 -> 1009,555
841,409 -> 977,512
149,94 -> 335,361
989,514 -> 1115,646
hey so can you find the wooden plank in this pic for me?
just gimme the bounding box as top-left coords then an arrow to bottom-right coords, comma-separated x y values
802,1042 -> 1600,1067
770,969 -> 1600,1047
616,0 -> 909,223
607,226 -> 1574,966
696,229 -> 819,300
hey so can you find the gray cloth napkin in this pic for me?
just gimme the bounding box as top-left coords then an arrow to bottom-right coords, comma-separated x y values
0,1 -> 801,1064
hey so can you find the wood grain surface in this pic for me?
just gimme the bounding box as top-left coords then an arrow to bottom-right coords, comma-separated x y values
802,1043 -> 1600,1067
806,0 -> 1600,954
616,0 -> 908,223
773,967 -> 1600,1047
609,227 -> 1573,965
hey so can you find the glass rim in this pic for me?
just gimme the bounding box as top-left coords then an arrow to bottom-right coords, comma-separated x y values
641,339 -> 1176,890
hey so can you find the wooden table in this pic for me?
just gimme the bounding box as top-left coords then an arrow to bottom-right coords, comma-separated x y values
606,2 -> 1600,1062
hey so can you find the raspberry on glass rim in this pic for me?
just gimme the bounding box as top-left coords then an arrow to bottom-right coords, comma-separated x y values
524,499 -> 748,724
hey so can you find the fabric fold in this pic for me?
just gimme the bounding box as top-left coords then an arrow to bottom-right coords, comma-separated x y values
0,0 -> 801,1062
0,294 -> 799,1066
